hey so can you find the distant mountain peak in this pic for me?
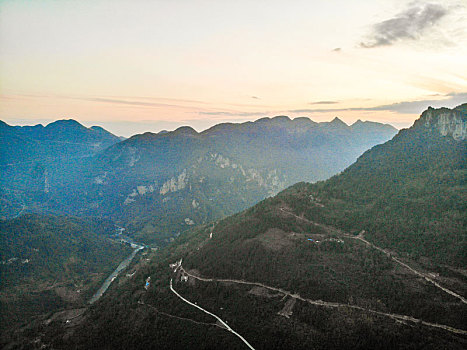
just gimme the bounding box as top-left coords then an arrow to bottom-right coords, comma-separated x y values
293,116 -> 316,123
173,126 -> 198,135
90,125 -> 120,139
271,115 -> 291,123
291,117 -> 318,128
46,119 -> 85,129
330,116 -> 347,126
255,116 -> 291,124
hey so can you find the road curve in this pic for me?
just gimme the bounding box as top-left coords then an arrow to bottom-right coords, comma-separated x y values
170,279 -> 256,350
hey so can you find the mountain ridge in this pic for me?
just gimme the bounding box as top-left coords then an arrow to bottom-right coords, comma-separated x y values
1,115 -> 397,247
52,116 -> 396,245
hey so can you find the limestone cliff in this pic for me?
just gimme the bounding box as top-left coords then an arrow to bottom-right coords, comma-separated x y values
416,104 -> 466,140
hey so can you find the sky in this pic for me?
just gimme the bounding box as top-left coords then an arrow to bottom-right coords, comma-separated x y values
0,0 -> 466,137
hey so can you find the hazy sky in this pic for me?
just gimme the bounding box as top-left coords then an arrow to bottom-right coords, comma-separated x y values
1,0 -> 466,136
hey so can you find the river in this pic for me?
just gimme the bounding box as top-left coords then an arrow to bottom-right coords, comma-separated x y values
88,229 -> 145,304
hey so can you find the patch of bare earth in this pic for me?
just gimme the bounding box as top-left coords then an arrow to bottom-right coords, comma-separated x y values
254,228 -> 294,251
277,298 -> 296,318
44,307 -> 86,326
55,286 -> 81,303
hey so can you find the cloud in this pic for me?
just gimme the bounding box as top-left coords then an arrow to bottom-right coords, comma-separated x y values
251,96 -> 260,100
309,101 -> 338,105
198,92 -> 466,118
360,3 -> 448,48
77,97 -> 184,109
366,92 -> 467,113
287,92 -> 467,115
199,111 -> 269,117
332,48 -> 341,52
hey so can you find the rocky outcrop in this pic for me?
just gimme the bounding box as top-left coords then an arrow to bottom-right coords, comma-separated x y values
417,105 -> 466,141
123,181 -> 158,205
160,169 -> 188,195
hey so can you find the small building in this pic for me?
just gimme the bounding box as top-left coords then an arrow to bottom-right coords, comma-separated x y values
144,276 -> 151,290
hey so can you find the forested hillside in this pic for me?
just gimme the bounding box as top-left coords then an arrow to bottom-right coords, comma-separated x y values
0,214 -> 132,331
0,120 -> 121,219
289,104 -> 466,267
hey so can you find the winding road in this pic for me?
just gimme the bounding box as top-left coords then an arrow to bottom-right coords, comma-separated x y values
170,279 -> 256,349
178,266 -> 467,336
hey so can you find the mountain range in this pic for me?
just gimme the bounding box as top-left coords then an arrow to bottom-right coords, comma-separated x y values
1,116 -> 397,246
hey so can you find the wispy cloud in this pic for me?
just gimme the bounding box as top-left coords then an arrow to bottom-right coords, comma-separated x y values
309,101 -> 338,105
199,111 -> 269,117
360,3 -> 448,48
77,97 -> 186,109
197,92 -> 466,118
363,92 -> 467,113
288,92 -> 467,114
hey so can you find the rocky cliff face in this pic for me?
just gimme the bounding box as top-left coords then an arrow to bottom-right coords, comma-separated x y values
416,104 -> 466,140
